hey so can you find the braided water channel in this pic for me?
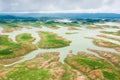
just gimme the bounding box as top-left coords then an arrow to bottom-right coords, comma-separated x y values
0,25 -> 119,67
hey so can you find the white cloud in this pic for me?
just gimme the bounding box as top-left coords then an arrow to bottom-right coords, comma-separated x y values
0,0 -> 120,13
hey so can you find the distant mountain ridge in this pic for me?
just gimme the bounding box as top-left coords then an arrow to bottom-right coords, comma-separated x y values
0,13 -> 120,19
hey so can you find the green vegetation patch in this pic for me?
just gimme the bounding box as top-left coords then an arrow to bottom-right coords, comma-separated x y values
0,52 -> 61,80
65,52 -> 120,80
0,23 -> 21,32
60,22 -> 81,27
93,39 -> 119,48
43,21 -> 60,29
0,35 -> 21,58
65,32 -> 78,34
65,55 -> 108,70
0,35 -> 35,59
97,34 -> 120,42
39,32 -> 71,49
86,25 -> 119,29
31,22 -> 42,27
16,33 -> 35,44
101,30 -> 120,36
68,27 -> 79,30
103,70 -> 117,80
6,67 -> 50,80
61,64 -> 72,80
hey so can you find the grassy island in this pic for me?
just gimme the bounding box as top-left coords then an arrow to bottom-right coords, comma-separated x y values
0,35 -> 36,64
38,32 -> 71,49
16,33 -> 35,44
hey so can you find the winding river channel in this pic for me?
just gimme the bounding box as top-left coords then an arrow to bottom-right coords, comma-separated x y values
0,23 -> 120,67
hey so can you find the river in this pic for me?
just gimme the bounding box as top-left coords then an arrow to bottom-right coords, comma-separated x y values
0,24 -> 119,67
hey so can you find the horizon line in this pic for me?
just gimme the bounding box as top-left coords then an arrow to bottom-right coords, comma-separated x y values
0,11 -> 120,14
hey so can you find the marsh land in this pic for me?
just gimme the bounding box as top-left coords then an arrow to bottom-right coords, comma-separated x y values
0,14 -> 120,80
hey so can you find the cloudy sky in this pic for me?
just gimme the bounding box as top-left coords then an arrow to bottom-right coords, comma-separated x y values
0,0 -> 120,13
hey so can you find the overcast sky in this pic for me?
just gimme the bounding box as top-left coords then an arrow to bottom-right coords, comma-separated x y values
0,0 -> 120,13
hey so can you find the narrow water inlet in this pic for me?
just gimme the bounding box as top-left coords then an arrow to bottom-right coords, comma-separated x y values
1,24 -> 119,67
